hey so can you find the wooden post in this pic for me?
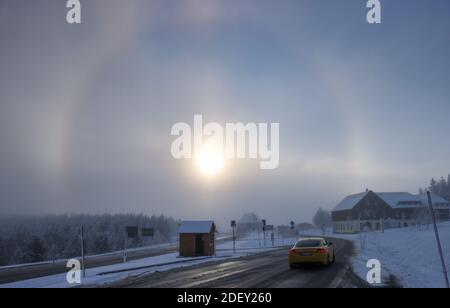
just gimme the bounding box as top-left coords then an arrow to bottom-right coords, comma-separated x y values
427,191 -> 449,288
123,235 -> 128,263
80,227 -> 86,279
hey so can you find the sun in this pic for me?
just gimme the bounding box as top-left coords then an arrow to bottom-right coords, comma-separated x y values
195,143 -> 225,177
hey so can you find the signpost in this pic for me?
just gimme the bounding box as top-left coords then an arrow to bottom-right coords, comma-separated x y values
80,227 -> 86,279
142,227 -> 155,248
427,191 -> 449,288
124,226 -> 139,263
142,228 -> 154,237
257,228 -> 261,248
123,236 -> 127,263
231,220 -> 236,255
177,223 -> 181,255
126,226 -> 139,238
262,219 -> 267,248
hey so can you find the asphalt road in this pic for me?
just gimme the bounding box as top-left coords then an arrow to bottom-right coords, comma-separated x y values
107,237 -> 359,288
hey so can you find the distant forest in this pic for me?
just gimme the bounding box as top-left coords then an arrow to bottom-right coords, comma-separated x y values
420,174 -> 450,201
0,214 -> 179,266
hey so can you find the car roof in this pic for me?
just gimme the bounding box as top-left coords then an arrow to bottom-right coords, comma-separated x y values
297,237 -> 325,242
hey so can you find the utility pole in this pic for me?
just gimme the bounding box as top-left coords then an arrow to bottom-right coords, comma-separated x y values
80,227 -> 86,279
427,191 -> 449,288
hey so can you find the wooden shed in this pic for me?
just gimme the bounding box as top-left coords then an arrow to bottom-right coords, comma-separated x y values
178,221 -> 216,257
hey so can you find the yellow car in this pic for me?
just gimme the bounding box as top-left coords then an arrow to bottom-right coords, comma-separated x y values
288,237 -> 335,268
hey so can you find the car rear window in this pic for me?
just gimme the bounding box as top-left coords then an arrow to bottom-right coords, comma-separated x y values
295,240 -> 322,248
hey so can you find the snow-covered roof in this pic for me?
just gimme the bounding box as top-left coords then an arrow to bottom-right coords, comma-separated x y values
418,193 -> 450,208
177,221 -> 214,234
333,192 -> 368,211
333,191 -> 449,212
377,192 -> 420,209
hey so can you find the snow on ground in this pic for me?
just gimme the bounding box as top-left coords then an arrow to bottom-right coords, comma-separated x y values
6,224 -> 450,288
0,234 -> 297,288
219,233 -> 297,252
307,222 -> 450,288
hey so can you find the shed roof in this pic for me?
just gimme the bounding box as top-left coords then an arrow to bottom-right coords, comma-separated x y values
178,221 -> 215,234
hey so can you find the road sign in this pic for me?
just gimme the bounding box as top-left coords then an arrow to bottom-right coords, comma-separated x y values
266,225 -> 274,231
126,226 -> 139,238
142,228 -> 154,237
290,221 -> 295,230
262,220 -> 267,247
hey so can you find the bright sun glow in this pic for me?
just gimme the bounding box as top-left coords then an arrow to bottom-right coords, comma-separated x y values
195,144 -> 225,177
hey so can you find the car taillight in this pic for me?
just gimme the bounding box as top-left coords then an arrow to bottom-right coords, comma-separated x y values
289,249 -> 297,254
316,248 -> 326,253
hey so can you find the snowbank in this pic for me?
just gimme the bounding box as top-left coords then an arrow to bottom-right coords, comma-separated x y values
307,222 -> 450,288
0,234 -> 297,288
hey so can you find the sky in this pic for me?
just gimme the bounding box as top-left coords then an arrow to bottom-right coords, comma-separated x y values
0,0 -> 450,228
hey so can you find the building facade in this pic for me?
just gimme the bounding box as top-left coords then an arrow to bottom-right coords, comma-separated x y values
332,191 -> 450,234
178,221 -> 216,257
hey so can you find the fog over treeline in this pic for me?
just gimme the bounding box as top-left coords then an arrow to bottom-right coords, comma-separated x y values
0,214 -> 179,266
1,1 -> 450,227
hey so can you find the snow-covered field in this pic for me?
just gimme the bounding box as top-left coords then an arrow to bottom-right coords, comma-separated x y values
0,234 -> 297,288
308,222 -> 450,288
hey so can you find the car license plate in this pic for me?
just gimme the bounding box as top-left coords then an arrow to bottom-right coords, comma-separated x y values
299,252 -> 312,256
